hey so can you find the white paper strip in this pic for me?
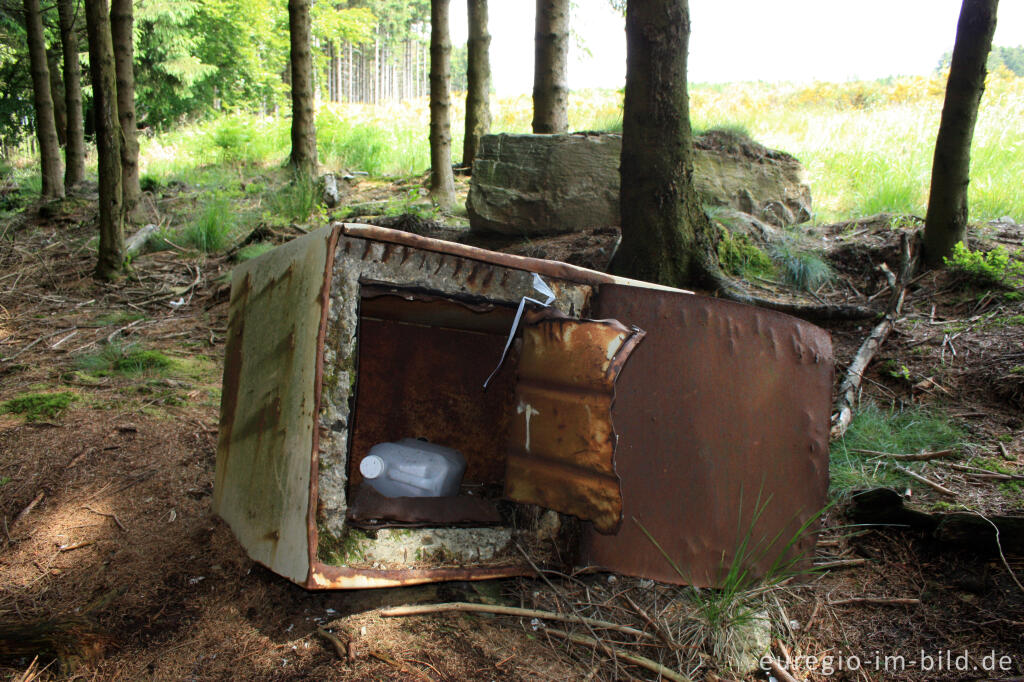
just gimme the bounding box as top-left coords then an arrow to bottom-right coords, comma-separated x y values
483,273 -> 555,389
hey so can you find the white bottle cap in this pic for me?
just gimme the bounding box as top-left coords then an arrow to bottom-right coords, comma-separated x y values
360,454 -> 385,479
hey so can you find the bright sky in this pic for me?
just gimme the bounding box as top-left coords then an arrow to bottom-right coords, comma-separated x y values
449,0 -> 1024,95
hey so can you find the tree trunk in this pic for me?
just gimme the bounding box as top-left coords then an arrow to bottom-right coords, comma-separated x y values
85,0 -> 124,280
429,0 -> 455,210
57,0 -> 86,188
462,0 -> 491,168
110,0 -> 140,217
288,0 -> 317,179
610,0 -> 717,287
47,49 -> 68,148
923,0 -> 999,266
23,0 -> 65,199
532,0 -> 568,134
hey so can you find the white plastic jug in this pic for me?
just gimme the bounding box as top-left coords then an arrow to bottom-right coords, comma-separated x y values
359,439 -> 467,498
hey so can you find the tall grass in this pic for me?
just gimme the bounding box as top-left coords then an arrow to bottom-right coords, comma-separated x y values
136,73 -> 1024,223
184,196 -> 235,252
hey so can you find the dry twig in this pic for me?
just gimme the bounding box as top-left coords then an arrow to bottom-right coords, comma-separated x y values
544,627 -> 692,682
854,448 -> 955,461
379,602 -> 655,641
827,597 -> 921,606
890,463 -> 956,496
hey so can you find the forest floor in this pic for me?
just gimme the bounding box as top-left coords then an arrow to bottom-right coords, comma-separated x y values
1,173 -> 1023,681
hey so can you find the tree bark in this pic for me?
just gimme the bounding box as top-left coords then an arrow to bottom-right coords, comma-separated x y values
610,0 -> 716,287
84,0 -> 124,280
288,0 -> 317,179
429,0 -> 455,210
923,0 -> 999,267
47,48 -> 68,148
532,0 -> 568,134
57,0 -> 86,188
23,0 -> 65,199
110,0 -> 140,217
461,0 -> 491,169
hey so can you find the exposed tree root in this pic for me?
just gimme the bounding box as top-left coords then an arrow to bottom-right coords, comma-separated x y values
696,252 -> 878,321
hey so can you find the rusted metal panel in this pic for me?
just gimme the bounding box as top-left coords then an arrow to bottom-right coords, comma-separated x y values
346,315 -> 519,489
505,312 -> 645,534
308,562 -> 532,590
214,226 -> 336,585
583,285 -> 832,587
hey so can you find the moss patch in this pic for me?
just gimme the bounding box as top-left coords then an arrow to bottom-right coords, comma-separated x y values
717,230 -> 774,279
1,391 -> 76,421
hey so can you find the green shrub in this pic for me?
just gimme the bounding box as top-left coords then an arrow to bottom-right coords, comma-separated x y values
944,242 -> 1024,290
140,174 -> 162,192
185,196 -> 235,252
1,392 -> 76,421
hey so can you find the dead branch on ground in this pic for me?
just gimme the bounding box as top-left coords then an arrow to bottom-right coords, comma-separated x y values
832,231 -> 918,438
378,602 -> 655,641
543,627 -> 692,682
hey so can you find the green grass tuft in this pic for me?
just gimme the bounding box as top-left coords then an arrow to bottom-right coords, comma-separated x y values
1,392 -> 76,421
270,174 -> 319,223
830,402 -> 964,494
184,197 -> 235,252
771,241 -> 834,291
76,342 -> 175,378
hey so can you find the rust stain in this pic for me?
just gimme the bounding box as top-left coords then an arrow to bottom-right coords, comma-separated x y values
583,285 -> 832,587
307,561 -> 532,590
504,311 -> 645,534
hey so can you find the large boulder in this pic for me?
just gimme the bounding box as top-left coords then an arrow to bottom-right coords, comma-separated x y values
467,133 -> 621,235
467,131 -> 812,236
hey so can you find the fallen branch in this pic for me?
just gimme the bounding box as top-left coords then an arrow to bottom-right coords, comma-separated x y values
13,492 -> 44,526
544,627 -> 692,682
890,463 -> 956,496
832,232 -> 917,439
125,223 -> 159,258
767,657 -> 801,682
316,628 -> 352,663
813,558 -> 867,570
854,448 -> 955,461
83,506 -> 128,531
827,597 -> 921,606
378,602 -> 654,641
